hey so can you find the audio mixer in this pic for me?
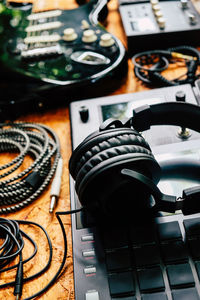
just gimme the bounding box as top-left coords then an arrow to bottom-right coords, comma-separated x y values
118,0 -> 200,54
69,82 -> 200,299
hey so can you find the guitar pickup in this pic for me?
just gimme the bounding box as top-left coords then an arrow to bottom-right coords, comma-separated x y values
21,44 -> 63,59
25,21 -> 62,33
27,10 -> 62,21
24,34 -> 61,44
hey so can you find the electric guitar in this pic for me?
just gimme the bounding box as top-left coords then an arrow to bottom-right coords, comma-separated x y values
0,0 -> 127,119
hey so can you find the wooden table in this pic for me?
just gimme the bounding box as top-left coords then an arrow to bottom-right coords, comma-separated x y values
1,0 -> 200,299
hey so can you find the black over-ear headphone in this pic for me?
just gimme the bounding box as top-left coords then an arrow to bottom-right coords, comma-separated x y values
69,102 -> 200,218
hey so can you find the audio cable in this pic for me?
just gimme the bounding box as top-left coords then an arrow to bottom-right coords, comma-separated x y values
132,45 -> 200,87
0,122 -> 62,214
0,207 -> 83,299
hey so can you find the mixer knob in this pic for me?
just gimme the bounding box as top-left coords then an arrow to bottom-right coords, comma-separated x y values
188,13 -> 196,25
100,33 -> 115,47
63,28 -> 78,41
177,124 -> 191,139
152,4 -> 161,13
157,17 -> 166,29
180,0 -> 188,9
150,0 -> 159,5
175,90 -> 191,139
155,10 -> 163,19
79,106 -> 89,123
175,90 -> 186,102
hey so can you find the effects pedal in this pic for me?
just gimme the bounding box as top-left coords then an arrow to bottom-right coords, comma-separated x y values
118,0 -> 200,55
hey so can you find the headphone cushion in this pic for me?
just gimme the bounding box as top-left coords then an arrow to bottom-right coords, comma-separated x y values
74,132 -> 154,191
72,132 -> 152,176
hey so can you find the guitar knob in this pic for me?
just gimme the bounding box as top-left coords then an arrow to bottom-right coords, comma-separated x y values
100,33 -> 115,47
82,30 -> 97,43
63,28 -> 78,41
81,20 -> 90,30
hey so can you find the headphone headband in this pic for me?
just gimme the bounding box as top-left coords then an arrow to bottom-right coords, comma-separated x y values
131,102 -> 200,132
69,101 -> 200,218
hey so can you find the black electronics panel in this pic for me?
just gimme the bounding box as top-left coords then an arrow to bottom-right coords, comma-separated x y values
118,0 -> 200,54
69,83 -> 200,299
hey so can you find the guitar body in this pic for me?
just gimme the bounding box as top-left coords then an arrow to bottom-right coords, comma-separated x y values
0,0 -> 127,114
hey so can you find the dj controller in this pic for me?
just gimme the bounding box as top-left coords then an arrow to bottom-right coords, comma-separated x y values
69,82 -> 200,299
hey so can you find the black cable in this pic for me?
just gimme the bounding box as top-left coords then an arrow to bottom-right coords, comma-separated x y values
0,218 -> 53,296
0,207 -> 83,299
132,45 -> 200,87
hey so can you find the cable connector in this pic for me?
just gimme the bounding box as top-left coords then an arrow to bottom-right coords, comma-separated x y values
171,52 -> 197,61
49,158 -> 63,213
14,261 -> 23,300
25,171 -> 43,190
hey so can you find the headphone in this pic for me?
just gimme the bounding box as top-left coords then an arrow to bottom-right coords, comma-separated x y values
69,101 -> 200,219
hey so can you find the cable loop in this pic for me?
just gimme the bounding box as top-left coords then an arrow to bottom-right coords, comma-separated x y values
0,122 -> 61,214
132,45 -> 200,86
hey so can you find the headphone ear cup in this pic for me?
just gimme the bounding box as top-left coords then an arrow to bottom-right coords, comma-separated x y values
69,128 -> 161,216
69,128 -> 152,178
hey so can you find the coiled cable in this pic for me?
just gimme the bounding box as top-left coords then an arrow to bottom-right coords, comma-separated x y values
0,208 -> 83,299
0,122 -> 61,214
132,45 -> 200,87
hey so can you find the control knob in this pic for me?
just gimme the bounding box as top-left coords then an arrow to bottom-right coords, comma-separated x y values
180,0 -> 188,9
79,106 -> 89,123
100,33 -> 115,47
82,30 -> 97,43
175,90 -> 186,102
175,90 -> 191,139
63,28 -> 78,41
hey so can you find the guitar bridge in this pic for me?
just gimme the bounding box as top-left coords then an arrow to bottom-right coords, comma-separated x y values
21,44 -> 63,59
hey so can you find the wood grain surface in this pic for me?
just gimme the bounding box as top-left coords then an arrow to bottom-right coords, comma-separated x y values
1,0 -> 200,299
